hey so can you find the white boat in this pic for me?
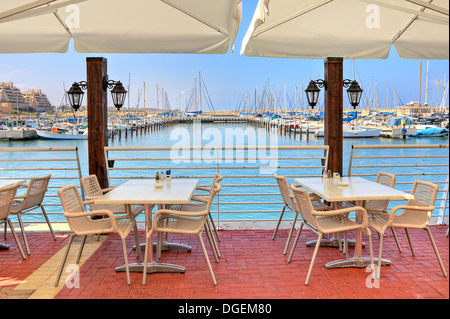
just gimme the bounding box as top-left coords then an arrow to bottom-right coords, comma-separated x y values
314,125 -> 381,138
36,126 -> 88,140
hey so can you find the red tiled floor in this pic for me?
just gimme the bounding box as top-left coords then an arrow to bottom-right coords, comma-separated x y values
1,226 -> 448,300
54,225 -> 448,299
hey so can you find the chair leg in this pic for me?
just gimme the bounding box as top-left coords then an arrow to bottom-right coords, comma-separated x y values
206,218 -> 221,258
197,232 -> 217,285
405,228 -> 415,256
424,227 -> 448,277
287,222 -> 304,263
121,238 -> 131,285
204,220 -> 219,262
377,233 -> 384,279
273,205 -> 286,240
305,232 -> 323,286
208,213 -> 221,242
76,235 -> 87,264
41,206 -> 56,241
16,213 -> 30,255
55,234 -> 75,287
7,219 -> 26,260
283,212 -> 298,255
391,227 -> 402,253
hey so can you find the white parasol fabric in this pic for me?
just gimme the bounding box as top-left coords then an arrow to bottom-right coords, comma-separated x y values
241,0 -> 449,59
0,0 -> 242,54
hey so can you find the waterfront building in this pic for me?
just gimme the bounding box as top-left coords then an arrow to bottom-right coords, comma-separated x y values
397,101 -> 435,117
22,89 -> 54,113
0,82 -> 53,114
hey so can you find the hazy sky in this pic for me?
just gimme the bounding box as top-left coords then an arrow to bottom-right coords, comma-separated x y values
1,0 -> 449,112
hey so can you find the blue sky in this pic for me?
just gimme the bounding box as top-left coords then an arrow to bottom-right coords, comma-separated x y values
1,0 -> 448,112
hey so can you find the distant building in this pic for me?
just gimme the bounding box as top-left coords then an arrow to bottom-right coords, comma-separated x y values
22,89 -> 53,113
0,82 -> 53,114
397,101 -> 434,117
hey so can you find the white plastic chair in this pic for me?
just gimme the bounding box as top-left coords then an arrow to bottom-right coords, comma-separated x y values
288,184 -> 374,286
367,180 -> 447,278
9,174 -> 55,255
1,183 -> 26,260
143,182 -> 222,286
273,174 -> 331,255
55,184 -> 140,286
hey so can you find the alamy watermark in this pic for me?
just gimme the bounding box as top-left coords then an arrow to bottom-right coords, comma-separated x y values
169,120 -> 279,175
366,4 -> 381,29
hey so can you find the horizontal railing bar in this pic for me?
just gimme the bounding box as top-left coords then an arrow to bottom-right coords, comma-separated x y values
352,144 -> 449,149
107,157 -> 328,161
0,168 -> 79,171
105,145 -> 329,151
0,147 -> 79,152
351,164 -> 447,168
108,166 -> 326,170
0,159 -> 76,162
352,156 -> 448,159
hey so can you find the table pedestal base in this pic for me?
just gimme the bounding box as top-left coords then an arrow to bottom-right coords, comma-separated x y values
306,238 -> 361,248
116,261 -> 185,274
325,257 -> 391,269
133,242 -> 192,252
0,243 -> 10,250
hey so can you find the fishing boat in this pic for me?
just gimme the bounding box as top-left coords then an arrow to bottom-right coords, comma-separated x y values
314,125 -> 381,138
416,127 -> 449,137
36,126 -> 88,140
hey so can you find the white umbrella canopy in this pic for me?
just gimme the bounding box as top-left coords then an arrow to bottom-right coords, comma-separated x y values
241,0 -> 449,59
0,0 -> 242,54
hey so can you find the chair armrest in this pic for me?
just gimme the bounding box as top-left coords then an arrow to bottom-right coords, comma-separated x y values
196,186 -> 211,192
63,209 -> 114,219
315,206 -> 369,228
387,204 -> 435,224
102,187 -> 116,193
190,195 -> 209,203
14,194 -> 27,199
82,199 -> 95,206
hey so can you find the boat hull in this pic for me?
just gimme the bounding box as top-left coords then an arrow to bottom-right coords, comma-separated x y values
36,130 -> 88,140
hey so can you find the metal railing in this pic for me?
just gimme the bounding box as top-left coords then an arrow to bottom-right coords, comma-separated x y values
348,144 -> 449,223
0,147 -> 84,221
104,145 -> 329,224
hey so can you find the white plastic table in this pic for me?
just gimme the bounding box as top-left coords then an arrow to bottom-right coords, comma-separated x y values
0,179 -> 26,250
94,178 -> 199,274
294,176 -> 414,268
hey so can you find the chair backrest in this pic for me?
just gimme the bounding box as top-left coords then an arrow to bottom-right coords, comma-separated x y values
274,174 -> 295,208
205,182 -> 222,212
0,183 -> 19,220
368,171 -> 396,211
58,184 -> 90,233
409,180 -> 439,207
376,172 -> 396,188
213,174 -> 224,184
19,174 -> 51,211
290,185 -> 318,229
80,175 -> 103,198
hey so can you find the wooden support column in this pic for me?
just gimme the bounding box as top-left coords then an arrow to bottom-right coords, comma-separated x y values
86,57 -> 109,188
324,57 -> 344,175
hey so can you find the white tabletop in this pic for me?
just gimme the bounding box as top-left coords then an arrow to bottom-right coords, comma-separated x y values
0,179 -> 26,188
294,177 -> 414,202
94,178 -> 199,205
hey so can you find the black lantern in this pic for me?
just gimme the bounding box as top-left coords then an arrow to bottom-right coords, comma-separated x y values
110,81 -> 127,110
66,82 -> 86,111
66,78 -> 127,111
345,80 -> 363,109
305,78 -> 363,109
305,80 -> 326,109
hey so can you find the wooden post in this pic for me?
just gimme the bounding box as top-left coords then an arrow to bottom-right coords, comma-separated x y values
87,57 -> 109,188
324,57 -> 344,175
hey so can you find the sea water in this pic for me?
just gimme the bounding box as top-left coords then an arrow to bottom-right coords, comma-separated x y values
1,121 -> 448,223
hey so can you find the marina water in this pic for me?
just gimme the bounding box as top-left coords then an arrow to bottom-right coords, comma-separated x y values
1,121 -> 448,224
